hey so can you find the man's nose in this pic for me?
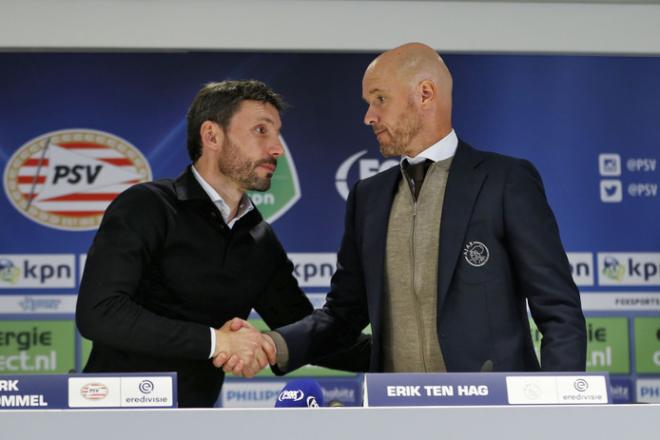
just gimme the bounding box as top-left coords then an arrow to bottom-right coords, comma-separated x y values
364,106 -> 378,126
269,137 -> 284,157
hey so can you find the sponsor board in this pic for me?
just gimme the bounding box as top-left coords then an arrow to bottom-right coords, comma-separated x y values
120,376 -> 174,407
636,379 -> 660,403
246,136 -> 300,223
634,317 -> 660,374
220,380 -> 285,408
599,153 -> 622,177
319,378 -> 363,406
306,293 -> 326,309
0,320 -> 75,374
288,253 -> 336,287
506,375 -> 608,404
585,317 -> 630,374
3,129 -> 151,231
567,253 -> 594,286
80,336 -> 93,369
609,376 -> 632,404
597,253 -> 660,286
68,377 -> 121,407
600,180 -> 622,203
625,157 -> 657,173
0,295 -> 77,314
530,317 -> 629,374
580,292 -> 660,311
0,254 -> 75,288
335,150 -> 398,200
79,254 -> 87,281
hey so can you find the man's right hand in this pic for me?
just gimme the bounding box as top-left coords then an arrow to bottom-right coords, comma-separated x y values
212,318 -> 276,378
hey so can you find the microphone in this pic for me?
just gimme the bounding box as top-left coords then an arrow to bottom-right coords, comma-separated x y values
274,379 -> 324,408
480,360 -> 494,372
327,399 -> 345,407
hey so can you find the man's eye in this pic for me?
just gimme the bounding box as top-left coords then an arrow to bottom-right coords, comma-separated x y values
255,126 -> 267,134
377,96 -> 385,103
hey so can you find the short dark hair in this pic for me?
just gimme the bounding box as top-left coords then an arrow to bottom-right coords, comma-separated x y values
186,80 -> 287,162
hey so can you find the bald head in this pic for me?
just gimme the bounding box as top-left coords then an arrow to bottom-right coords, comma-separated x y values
362,43 -> 453,157
367,42 -> 452,97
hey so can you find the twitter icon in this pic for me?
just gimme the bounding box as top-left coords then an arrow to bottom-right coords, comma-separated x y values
600,180 -> 622,203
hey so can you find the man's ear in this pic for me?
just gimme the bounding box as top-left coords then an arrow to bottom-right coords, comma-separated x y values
419,79 -> 437,108
200,120 -> 224,153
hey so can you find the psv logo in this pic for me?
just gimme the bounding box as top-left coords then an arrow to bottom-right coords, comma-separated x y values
3,129 -> 152,231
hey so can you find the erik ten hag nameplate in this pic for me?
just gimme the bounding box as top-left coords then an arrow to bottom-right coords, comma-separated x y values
364,372 -> 610,407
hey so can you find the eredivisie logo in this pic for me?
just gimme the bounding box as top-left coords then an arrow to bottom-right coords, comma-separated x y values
3,129 -> 151,231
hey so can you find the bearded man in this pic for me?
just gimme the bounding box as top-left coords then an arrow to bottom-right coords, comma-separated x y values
76,80 -> 368,407
254,43 -> 586,376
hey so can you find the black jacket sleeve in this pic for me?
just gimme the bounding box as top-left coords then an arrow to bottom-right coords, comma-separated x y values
75,185 -> 211,360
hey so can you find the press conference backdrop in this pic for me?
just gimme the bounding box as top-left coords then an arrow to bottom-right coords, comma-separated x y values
0,52 -> 658,406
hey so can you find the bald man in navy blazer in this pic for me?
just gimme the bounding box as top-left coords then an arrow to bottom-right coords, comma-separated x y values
221,44 -> 586,376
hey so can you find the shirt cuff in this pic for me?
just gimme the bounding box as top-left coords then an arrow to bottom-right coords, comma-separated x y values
209,327 -> 216,359
266,331 -> 289,371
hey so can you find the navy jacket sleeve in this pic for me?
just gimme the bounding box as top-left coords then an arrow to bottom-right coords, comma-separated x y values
274,184 -> 371,372
504,159 -> 587,371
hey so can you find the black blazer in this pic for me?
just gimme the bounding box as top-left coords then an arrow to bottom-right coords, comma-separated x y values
76,166 -> 367,407
277,141 -> 586,373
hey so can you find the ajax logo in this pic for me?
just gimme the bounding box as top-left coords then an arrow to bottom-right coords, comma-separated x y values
601,256 -> 625,282
463,241 -> 490,267
3,129 -> 152,231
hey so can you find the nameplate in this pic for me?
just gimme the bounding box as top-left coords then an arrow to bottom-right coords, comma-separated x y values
364,372 -> 610,407
0,373 -> 177,409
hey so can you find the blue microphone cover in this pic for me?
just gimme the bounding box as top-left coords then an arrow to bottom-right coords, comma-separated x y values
274,379 -> 324,408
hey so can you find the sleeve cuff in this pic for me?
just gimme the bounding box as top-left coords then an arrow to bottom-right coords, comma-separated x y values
266,330 -> 289,371
209,327 -> 216,359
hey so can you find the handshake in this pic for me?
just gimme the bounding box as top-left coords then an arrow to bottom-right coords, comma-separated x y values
212,318 -> 277,378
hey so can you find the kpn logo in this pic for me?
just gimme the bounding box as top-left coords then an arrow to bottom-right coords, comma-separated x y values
335,150 -> 398,200
598,253 -> 660,286
3,129 -> 152,231
246,136 -> 300,223
0,255 -> 75,288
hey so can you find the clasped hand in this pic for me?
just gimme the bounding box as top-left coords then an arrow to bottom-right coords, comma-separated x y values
212,318 -> 276,378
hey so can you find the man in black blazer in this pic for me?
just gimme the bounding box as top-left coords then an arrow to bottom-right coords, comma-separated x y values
245,43 -> 586,375
76,80 -> 368,407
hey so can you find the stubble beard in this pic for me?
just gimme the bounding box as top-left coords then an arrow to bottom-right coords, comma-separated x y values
377,102 -> 423,158
218,136 -> 276,192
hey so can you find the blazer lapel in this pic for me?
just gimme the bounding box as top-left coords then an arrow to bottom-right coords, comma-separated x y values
437,141 -> 487,309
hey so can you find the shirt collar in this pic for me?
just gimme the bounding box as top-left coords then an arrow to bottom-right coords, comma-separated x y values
401,129 -> 458,166
191,165 -> 254,228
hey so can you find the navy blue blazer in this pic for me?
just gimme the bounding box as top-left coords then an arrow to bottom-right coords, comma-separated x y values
277,141 -> 586,373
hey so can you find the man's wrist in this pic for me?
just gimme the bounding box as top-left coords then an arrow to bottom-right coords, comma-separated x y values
265,331 -> 289,370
